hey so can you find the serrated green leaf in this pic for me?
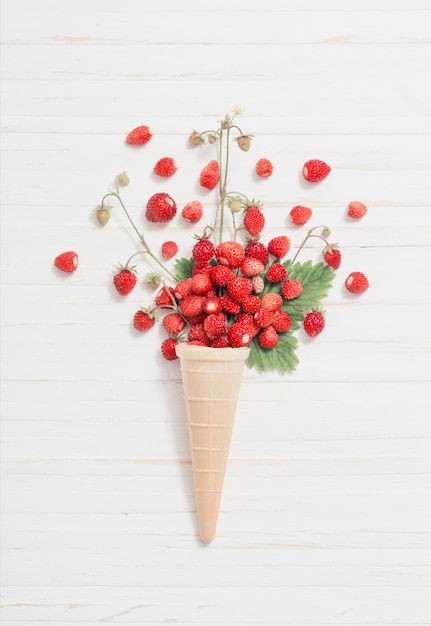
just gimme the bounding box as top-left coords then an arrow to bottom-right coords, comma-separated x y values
247,332 -> 299,373
173,257 -> 195,281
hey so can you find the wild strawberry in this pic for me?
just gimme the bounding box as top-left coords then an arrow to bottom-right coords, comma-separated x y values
210,264 -> 234,287
347,201 -> 367,219
174,278 -> 192,300
155,286 -> 176,308
236,135 -> 252,152
188,324 -> 211,346
245,240 -> 268,265
272,309 -> 291,333
323,245 -> 341,270
125,125 -> 152,145
187,340 -> 208,347
190,272 -> 213,295
227,276 -> 253,303
187,312 -> 207,327
251,275 -> 265,294
240,257 -> 265,278
180,295 -> 205,318
236,313 -> 260,338
256,158 -> 273,178
188,131 -> 204,146
219,294 -> 241,315
302,159 -> 331,182
95,206 -> 110,227
241,294 -> 262,314
162,312 -> 186,336
202,296 -> 222,315
192,263 -> 213,277
115,172 -> 130,187
153,157 -> 177,177
161,241 -> 178,260
261,291 -> 283,312
266,263 -> 287,283
215,241 -> 245,269
281,278 -> 303,300
192,238 -> 215,265
212,335 -> 230,348
204,313 -> 227,339
113,268 -> 137,296
244,207 -> 265,237
199,160 -> 220,190
303,310 -> 325,337
268,236 -> 290,259
258,326 -> 279,349
54,251 -> 78,273
182,200 -> 203,223
227,321 -> 253,347
254,307 -> 275,328
290,205 -> 312,226
345,271 -> 369,294
146,192 -> 177,223
133,309 -> 156,332
161,338 -> 179,360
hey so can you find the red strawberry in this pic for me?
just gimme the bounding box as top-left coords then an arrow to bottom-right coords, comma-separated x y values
227,276 -> 253,303
345,271 -> 369,294
241,294 -> 262,314
180,295 -> 205,318
266,263 -> 287,283
261,292 -> 283,312
304,310 -> 325,337
125,125 -> 152,145
192,238 -> 215,265
204,313 -> 227,340
240,257 -> 265,278
272,310 -> 291,333
255,158 -> 273,178
290,205 -> 312,226
245,240 -> 268,265
174,278 -> 193,300
236,313 -> 260,338
347,201 -> 367,219
133,309 -> 156,332
254,307 -> 275,328
258,326 -> 279,349
199,160 -> 220,190
161,338 -> 179,360
113,268 -> 137,296
215,241 -> 245,269
154,157 -> 177,177
219,294 -> 241,315
281,278 -> 303,300
188,324 -> 211,346
268,236 -> 290,259
162,312 -> 186,335
192,263 -> 213,277
155,286 -> 176,308
302,159 -> 331,182
323,245 -> 341,270
54,251 -> 78,273
146,192 -> 177,223
182,200 -> 203,223
227,321 -> 253,347
202,296 -> 222,315
190,272 -> 213,296
210,264 -> 234,287
161,241 -> 178,260
244,207 -> 265,236
212,335 -> 230,348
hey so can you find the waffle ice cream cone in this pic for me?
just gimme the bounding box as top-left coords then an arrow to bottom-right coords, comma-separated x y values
175,344 -> 250,542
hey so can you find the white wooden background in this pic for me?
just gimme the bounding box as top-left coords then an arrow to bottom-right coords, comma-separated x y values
1,1 -> 431,624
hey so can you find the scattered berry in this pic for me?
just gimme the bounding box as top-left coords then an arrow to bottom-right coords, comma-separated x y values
345,271 -> 369,294
182,200 -> 203,223
244,206 -> 265,236
54,251 -> 78,273
199,160 -> 220,190
125,125 -> 152,145
113,268 -> 137,296
323,245 -> 341,270
302,159 -> 331,182
161,338 -> 179,360
161,241 -> 178,260
146,192 -> 177,223
290,205 -> 312,226
256,158 -> 273,178
303,310 -> 325,337
268,236 -> 290,259
154,157 -> 177,177
133,310 -> 156,332
347,201 -> 367,219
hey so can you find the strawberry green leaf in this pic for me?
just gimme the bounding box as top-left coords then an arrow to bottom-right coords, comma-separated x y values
281,260 -> 335,324
174,257 -> 194,281
247,332 -> 299,373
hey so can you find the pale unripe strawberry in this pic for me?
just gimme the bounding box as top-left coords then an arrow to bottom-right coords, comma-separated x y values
95,205 -> 111,227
